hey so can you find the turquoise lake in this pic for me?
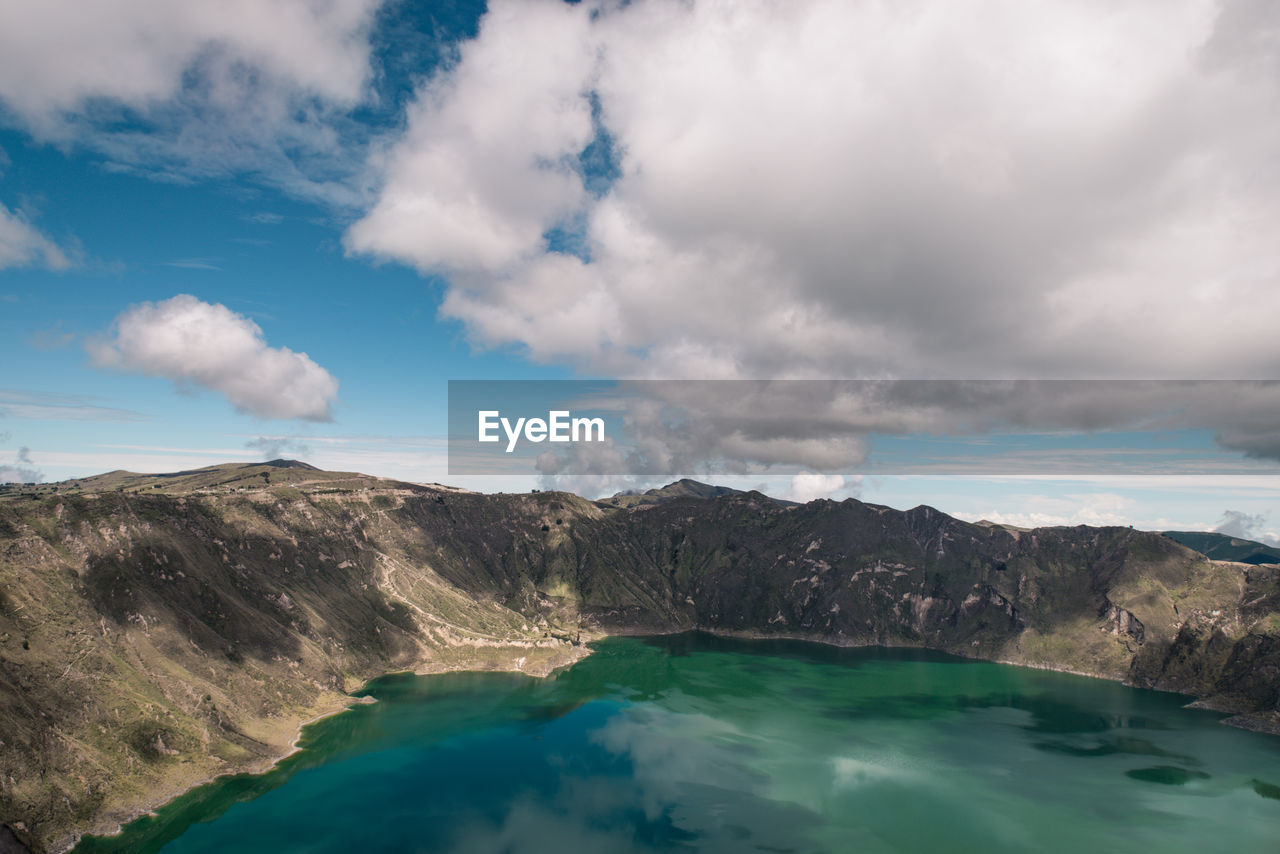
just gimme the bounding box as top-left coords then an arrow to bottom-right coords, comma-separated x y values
76,634 -> 1280,853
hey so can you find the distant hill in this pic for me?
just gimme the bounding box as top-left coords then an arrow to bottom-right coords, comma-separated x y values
0,460 -> 418,498
1163,530 -> 1280,565
605,478 -> 797,507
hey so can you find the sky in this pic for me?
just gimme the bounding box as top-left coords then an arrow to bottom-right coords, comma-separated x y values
2,0 -> 1280,541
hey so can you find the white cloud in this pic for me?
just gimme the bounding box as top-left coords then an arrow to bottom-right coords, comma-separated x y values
160,258 -> 221,271
0,0 -> 382,204
0,0 -> 376,122
88,294 -> 339,421
0,202 -> 70,269
954,492 -> 1138,529
349,0 -> 1280,380
785,472 -> 848,504
345,0 -> 597,272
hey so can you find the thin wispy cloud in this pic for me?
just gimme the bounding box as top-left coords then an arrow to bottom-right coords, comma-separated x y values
28,323 -> 75,351
160,258 -> 222,271
0,388 -> 147,422
0,202 -> 72,270
242,212 -> 284,225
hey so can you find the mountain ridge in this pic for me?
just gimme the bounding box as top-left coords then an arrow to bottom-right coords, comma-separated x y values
1,465 -> 1277,852
604,477 -> 799,508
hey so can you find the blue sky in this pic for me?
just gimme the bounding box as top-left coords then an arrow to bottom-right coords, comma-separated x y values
3,0 -> 1280,541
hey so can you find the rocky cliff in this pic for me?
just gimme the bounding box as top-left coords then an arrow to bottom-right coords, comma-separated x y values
1,463 -> 1277,852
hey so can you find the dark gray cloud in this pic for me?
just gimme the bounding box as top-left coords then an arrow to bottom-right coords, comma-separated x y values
516,381 -> 1280,477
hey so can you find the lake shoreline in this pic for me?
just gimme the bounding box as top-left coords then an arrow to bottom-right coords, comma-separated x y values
55,640 -> 594,854
61,631 -> 1280,854
52,626 -> 1279,853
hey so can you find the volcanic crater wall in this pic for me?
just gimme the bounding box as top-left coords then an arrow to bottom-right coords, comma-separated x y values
1,479 -> 1278,852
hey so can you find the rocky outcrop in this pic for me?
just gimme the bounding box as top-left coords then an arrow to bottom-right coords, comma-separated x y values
1102,600 -> 1145,645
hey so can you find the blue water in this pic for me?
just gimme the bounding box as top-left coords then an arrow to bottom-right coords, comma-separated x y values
76,634 -> 1280,853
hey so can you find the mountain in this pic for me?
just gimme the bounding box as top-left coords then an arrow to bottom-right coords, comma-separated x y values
1163,530 -> 1280,565
1,467 -> 1278,852
606,478 -> 747,506
605,478 -> 797,507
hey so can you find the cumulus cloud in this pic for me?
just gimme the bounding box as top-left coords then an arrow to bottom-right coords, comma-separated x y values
785,472 -> 850,504
0,203 -> 70,270
350,0 -> 1280,381
0,0 -> 382,204
345,0 -> 597,272
88,295 -> 339,421
0,0 -> 376,121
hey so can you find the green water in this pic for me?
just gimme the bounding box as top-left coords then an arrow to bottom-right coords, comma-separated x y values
77,634 -> 1280,853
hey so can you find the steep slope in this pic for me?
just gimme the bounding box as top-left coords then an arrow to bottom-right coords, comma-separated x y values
0,482 -> 598,852
1,472 -> 1278,852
